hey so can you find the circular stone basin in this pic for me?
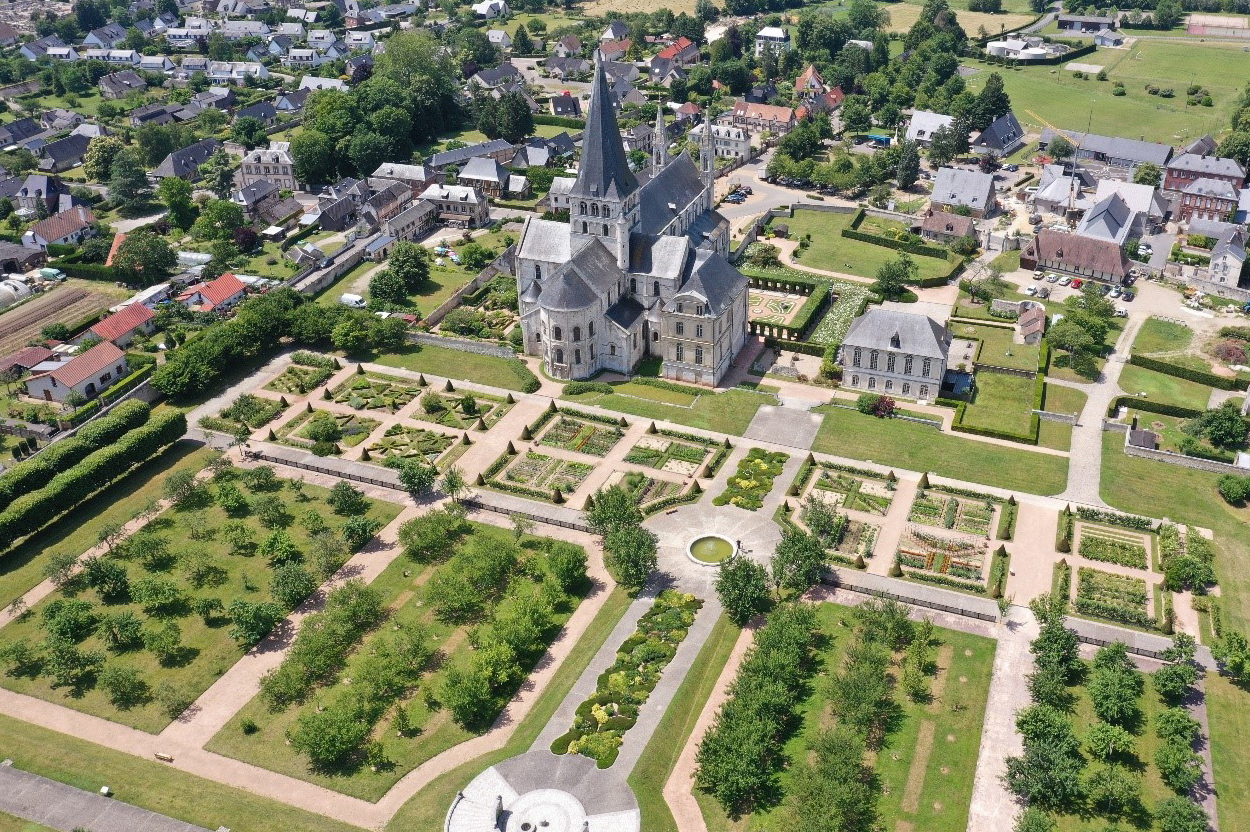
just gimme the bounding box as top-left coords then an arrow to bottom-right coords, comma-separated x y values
688,535 -> 735,565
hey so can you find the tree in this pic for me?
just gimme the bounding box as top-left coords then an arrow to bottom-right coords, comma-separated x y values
548,543 -> 587,592
163,469 -> 200,505
388,241 -> 431,291
1003,740 -> 1086,810
604,524 -> 658,590
112,229 -> 176,282
975,72 -> 1011,129
142,621 -> 184,665
441,661 -> 495,729
1046,318 -> 1095,356
227,599 -> 284,647
1154,796 -> 1210,832
1133,161 -> 1162,186
1217,131 -> 1250,170
327,481 -> 369,516
1013,808 -> 1057,832
927,124 -> 958,168
441,465 -> 467,502
896,139 -> 920,189
370,269 -> 408,305
108,148 -> 151,205
98,664 -> 149,709
83,135 -> 125,181
289,703 -> 372,767
715,558 -> 770,625
770,528 -> 824,594
460,243 -> 494,271
840,99 -> 871,134
199,149 -> 236,200
1087,765 -> 1140,818
1047,135 -> 1074,161
157,175 -> 196,229
347,131 -> 390,179
231,115 -> 268,149
290,129 -> 337,186
1185,402 -> 1248,449
331,316 -> 371,354
1085,721 -> 1135,761
586,485 -> 643,535
1155,741 -> 1202,793
873,252 -> 918,300
191,199 -> 245,241
271,563 -> 317,610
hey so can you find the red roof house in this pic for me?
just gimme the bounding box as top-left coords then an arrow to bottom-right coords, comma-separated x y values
177,272 -> 247,313
88,303 -> 156,347
24,341 -> 128,403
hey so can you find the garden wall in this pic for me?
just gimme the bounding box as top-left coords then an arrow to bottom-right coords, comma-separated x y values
422,244 -> 516,327
407,332 -> 515,359
1123,432 -> 1250,474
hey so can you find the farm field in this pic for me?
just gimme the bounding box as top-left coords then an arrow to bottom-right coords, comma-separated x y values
962,40 -> 1244,144
878,0 -> 1035,34
0,282 -> 128,355
782,210 -> 958,282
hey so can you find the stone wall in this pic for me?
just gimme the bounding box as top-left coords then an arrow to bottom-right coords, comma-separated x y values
1034,409 -> 1077,424
407,332 -> 515,359
1123,439 -> 1249,474
423,245 -> 516,327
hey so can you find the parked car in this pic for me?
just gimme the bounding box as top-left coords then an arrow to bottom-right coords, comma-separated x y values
1032,271 -> 1044,280
1005,163 -> 1019,171
1071,278 -> 1083,288
1047,273 -> 1061,283
1025,285 -> 1037,295
1037,287 -> 1051,298
1110,286 -> 1122,298
1058,276 -> 1072,286
1123,290 -> 1135,301
1099,283 -> 1112,296
1114,307 -> 1128,317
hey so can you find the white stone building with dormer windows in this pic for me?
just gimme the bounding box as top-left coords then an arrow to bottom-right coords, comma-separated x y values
838,308 -> 950,401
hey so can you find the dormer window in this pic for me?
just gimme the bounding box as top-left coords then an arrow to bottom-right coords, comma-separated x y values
890,333 -> 901,349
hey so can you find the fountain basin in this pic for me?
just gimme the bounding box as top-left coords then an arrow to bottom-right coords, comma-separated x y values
687,535 -> 735,566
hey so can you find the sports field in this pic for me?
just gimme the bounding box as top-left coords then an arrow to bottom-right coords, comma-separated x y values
962,40 -> 1243,144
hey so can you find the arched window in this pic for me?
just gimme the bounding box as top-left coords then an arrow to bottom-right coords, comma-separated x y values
591,204 -> 599,217
902,383 -> 910,395
553,326 -> 562,341
653,281 -> 660,296
588,322 -> 594,338
630,278 -> 637,293
602,224 -> 608,235
852,348 -> 862,368
572,326 -> 581,342
652,331 -> 659,341
574,349 -> 581,364
579,202 -> 586,215
589,344 -> 595,360
885,379 -> 893,391
869,350 -> 879,370
851,374 -> 859,387
868,377 -> 877,390
581,221 -> 587,233
534,264 -> 541,281
555,348 -> 564,364
603,205 -> 610,218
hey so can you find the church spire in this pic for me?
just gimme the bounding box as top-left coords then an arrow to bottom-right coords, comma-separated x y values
570,53 -> 638,203
652,98 -> 668,171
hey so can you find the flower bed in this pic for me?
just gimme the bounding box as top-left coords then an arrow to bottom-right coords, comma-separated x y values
502,452 -> 592,493
812,470 -> 893,515
413,389 -> 512,430
713,448 -> 789,510
624,433 -> 712,477
1077,526 -> 1149,569
908,489 -> 996,537
551,590 -> 702,768
265,364 -> 333,395
616,470 -> 684,507
276,409 -> 380,456
898,526 -> 987,583
539,415 -> 624,457
200,393 -> 285,435
365,424 -> 455,463
1074,567 -> 1154,628
330,373 -> 422,413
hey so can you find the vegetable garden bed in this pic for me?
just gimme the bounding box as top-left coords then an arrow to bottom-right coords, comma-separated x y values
811,470 -> 894,515
907,490 -> 997,537
539,415 -> 625,457
200,394 -> 286,436
1076,523 -> 1151,569
1074,566 -> 1154,628
897,526 -> 988,588
624,433 -> 714,477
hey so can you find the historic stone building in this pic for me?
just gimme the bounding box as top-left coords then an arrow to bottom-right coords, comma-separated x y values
515,60 -> 749,386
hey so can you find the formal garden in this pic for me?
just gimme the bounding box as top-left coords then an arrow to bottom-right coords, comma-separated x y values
786,494 -> 879,565
551,590 -> 702,768
1068,564 -> 1155,629
694,601 -> 994,832
207,513 -> 590,799
482,449 -> 593,503
610,470 -> 689,510
363,424 -> 463,467
713,448 -> 789,510
0,466 -> 400,733
411,387 -> 513,431
328,372 -> 423,414
538,414 -> 626,458
200,394 -> 286,437
808,467 -> 895,515
265,364 -> 335,396
624,433 -> 713,477
908,490 -> 999,538
1075,523 -> 1153,570
274,409 -> 381,457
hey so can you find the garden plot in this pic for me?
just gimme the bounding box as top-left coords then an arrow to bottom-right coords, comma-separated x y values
810,469 -> 894,515
1074,566 -> 1154,628
413,389 -> 512,430
0,467 -> 400,733
713,448 -> 789,510
624,434 -> 712,476
907,489 -> 998,537
793,494 -> 880,563
538,415 -> 625,457
275,409 -> 380,456
747,288 -> 804,326
365,424 -> 458,465
330,373 -> 422,413
605,469 -> 686,509
264,365 -> 334,395
1076,522 -> 1152,570
501,452 -> 592,495
200,394 -> 286,436
898,527 -> 988,585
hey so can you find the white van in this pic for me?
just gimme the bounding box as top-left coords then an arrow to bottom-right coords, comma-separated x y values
339,293 -> 366,309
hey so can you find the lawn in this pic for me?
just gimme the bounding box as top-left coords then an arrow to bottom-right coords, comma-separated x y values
0,443 -> 217,613
990,249 -> 1022,272
1132,317 -> 1194,355
236,240 -> 299,280
695,603 -> 995,832
0,470 -> 400,733
1116,364 -> 1213,411
0,813 -> 52,832
561,383 -> 775,436
0,713 -> 364,832
1206,674 -> 1250,832
1126,409 -> 1238,463
953,322 -> 1040,371
314,261 -> 375,307
1039,383 -> 1087,451
409,264 -> 479,317
781,210 -> 958,282
380,586 -> 633,830
811,404 -> 1069,494
961,40 -> 1244,145
375,344 -> 535,391
960,372 -> 1037,437
208,522 -> 587,800
871,0 -> 1035,33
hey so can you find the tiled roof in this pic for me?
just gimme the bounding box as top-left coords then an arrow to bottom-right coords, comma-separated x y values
47,341 -> 125,388
1025,228 -> 1129,279
104,232 -> 126,266
90,303 -> 154,342
0,345 -> 55,374
199,272 -> 246,307
29,206 -> 95,244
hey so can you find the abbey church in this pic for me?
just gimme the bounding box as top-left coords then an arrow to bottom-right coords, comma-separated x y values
515,59 -> 750,386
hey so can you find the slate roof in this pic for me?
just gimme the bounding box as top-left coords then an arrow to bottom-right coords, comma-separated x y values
1075,192 -> 1134,245
0,118 -> 41,146
551,94 -> 582,116
236,100 -> 277,122
517,218 -> 572,263
920,211 -> 975,238
1212,227 -> 1247,264
427,139 -> 515,168
636,153 -> 703,237
99,70 -> 147,97
1039,128 -> 1173,166
543,240 -> 620,310
905,110 -> 954,143
1168,153 -> 1246,180
1184,135 -> 1218,156
678,248 -> 742,316
842,308 -> 950,359
932,167 -> 995,211
459,155 -> 508,185
39,134 -> 90,168
569,59 -> 637,203
1183,177 -> 1238,199
973,111 -> 1024,152
236,179 -> 279,207
152,138 -> 220,179
473,63 -> 521,86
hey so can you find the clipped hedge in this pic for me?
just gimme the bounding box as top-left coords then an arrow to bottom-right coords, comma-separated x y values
0,399 -> 151,512
1128,353 -> 1249,392
55,263 -> 124,282
507,358 -> 541,393
565,380 -> 614,396
1106,396 -> 1203,420
951,372 -> 1043,444
0,410 -> 186,553
1075,506 -> 1154,530
841,226 -> 952,259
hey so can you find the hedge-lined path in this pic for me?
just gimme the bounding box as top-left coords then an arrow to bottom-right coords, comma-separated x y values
863,476 -> 920,577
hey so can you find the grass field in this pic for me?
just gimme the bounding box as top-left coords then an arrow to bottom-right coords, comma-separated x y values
314,261 -> 375,307
1039,383 -> 1086,451
1117,364 -> 1213,410
962,40 -> 1244,144
0,814 -> 52,832
1132,317 -> 1194,355
955,322 -> 1040,371
990,249 -> 1023,272
0,443 -> 217,612
811,404 -> 1069,493
782,210 -> 958,282
375,344 -> 533,391
562,382 -> 775,436
696,603 -> 995,832
629,614 -> 739,832
409,265 -> 479,316
878,0 -> 1035,34
961,372 -> 1036,436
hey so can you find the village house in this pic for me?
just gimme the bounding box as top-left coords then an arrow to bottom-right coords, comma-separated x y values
555,35 -> 582,57
382,199 -> 439,242
458,156 -> 528,198
905,111 -> 955,146
423,183 -> 490,227
22,206 -> 97,251
1020,228 -> 1131,283
729,100 -> 797,136
232,180 -> 281,220
971,111 -> 1025,156
368,162 -> 442,200
839,308 -> 951,401
238,142 -> 297,191
152,138 -> 220,181
23,341 -> 129,404
1164,153 -> 1246,193
931,167 -> 996,217
551,93 -> 582,118
98,69 -> 147,99
85,304 -> 157,348
427,139 -> 517,170
38,135 -> 90,173
754,26 -> 791,56
1195,226 -> 1248,301
178,272 -> 247,313
1038,128 -> 1173,172
1178,178 -> 1240,223
1056,13 -> 1115,31
689,123 -> 750,159
918,209 -> 976,245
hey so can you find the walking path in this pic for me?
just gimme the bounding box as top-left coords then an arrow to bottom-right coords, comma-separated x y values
0,763 -> 209,832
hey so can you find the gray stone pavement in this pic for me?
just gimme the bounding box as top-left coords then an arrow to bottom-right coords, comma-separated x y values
0,764 -> 209,832
742,403 -> 824,450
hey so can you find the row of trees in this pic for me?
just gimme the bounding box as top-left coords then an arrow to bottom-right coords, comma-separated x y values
586,485 -> 658,591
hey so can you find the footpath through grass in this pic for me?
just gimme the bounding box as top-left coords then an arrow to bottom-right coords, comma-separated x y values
811,405 -> 1069,494
781,210 -> 957,281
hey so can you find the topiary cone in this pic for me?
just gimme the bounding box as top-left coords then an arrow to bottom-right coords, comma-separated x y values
995,544 -> 1007,558
418,374 -> 427,386
507,440 -> 517,454
474,417 -> 487,430
917,472 -> 929,489
787,482 -> 799,496
306,402 -> 314,413
360,447 -> 371,460
690,480 -> 702,494
333,443 -> 342,454
618,416 -> 628,427
267,429 -> 276,440
805,452 -> 815,465
506,393 -> 515,404
332,358 -> 341,369
647,421 -> 657,434
887,470 -> 897,483
552,487 -> 564,504
548,400 -> 558,413
444,380 -> 455,392
475,473 -> 486,486
1008,494 -> 1016,506
461,433 -> 472,445
356,363 -> 365,375
722,437 -> 731,448
323,387 -> 332,400
889,557 -> 903,577
521,426 -> 532,440
854,554 -> 866,569
583,494 -> 595,509
279,396 -> 289,407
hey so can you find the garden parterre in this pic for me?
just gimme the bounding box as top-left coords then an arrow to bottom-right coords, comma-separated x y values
1077,524 -> 1152,570
714,448 -> 789,510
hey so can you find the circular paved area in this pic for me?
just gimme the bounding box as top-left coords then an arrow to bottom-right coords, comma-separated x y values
446,751 -> 639,832
645,502 -> 782,597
